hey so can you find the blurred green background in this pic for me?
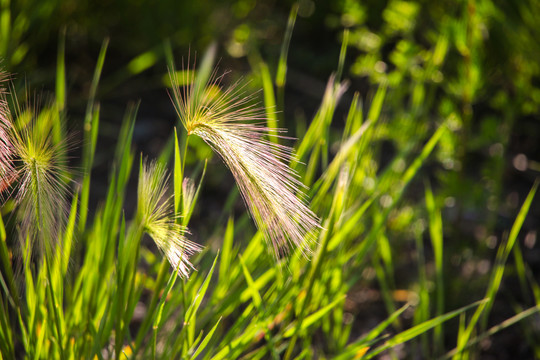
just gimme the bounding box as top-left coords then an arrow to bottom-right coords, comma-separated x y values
1,0 -> 539,358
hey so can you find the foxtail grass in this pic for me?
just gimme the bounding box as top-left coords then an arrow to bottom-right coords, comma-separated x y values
0,72 -> 15,196
137,158 -> 202,277
169,62 -> 321,258
0,82 -> 70,256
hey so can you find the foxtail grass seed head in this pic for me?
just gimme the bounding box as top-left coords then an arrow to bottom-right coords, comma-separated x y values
182,177 -> 196,213
169,64 -> 322,258
137,159 -> 202,277
0,73 -> 16,196
0,76 -> 71,255
11,106 -> 71,252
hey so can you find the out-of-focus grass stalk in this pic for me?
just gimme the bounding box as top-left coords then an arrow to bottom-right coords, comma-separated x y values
425,180 -> 445,355
79,38 -> 108,234
453,180 -> 538,359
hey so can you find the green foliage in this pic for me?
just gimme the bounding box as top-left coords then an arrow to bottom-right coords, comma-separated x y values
0,0 -> 539,359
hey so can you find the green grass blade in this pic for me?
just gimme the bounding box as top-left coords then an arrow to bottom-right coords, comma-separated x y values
0,297 -> 14,359
189,317 -> 222,359
443,306 -> 540,360
365,300 -> 487,359
217,217 -> 234,296
258,60 -> 278,143
79,38 -> 108,234
366,82 -> 387,122
55,27 -> 66,115
425,180 -> 445,352
0,213 -> 19,307
354,124 -> 447,263
293,76 -> 348,168
335,29 -> 349,84
174,127 -> 183,214
193,42 -> 217,96
152,261 -> 183,359
238,254 -> 263,310
455,180 -> 539,356
284,295 -> 345,337
0,0 -> 10,56
276,2 -> 298,89
184,252 -> 219,325
132,260 -> 170,357
335,303 -> 409,360
85,38 -> 108,123
312,120 -> 372,207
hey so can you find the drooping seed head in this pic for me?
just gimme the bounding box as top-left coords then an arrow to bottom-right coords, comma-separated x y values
137,159 -> 202,277
169,63 -> 322,258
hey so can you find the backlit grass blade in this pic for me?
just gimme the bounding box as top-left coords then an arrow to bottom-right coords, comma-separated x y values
353,124 -> 447,263
334,303 -> 409,360
54,27 -> 66,145
152,260 -> 184,359
284,166 -> 348,360
78,103 -> 99,234
367,81 -> 387,122
184,252 -> 219,326
413,229 -> 431,355
0,1 -> 10,56
174,127 -> 183,214
216,216 -> 234,298
335,29 -> 349,84
239,254 -> 263,309
425,180 -> 445,353
276,2 -> 298,90
61,191 -> 78,275
193,42 -> 217,96
238,267 -> 275,304
79,38 -> 108,233
444,306 -> 540,359
0,212 -> 19,307
364,300 -> 487,359
189,317 -> 222,359
0,295 -> 14,359
238,254 -> 280,359
132,259 -> 171,358
258,60 -> 278,143
311,120 -> 372,207
85,38 -> 108,125
293,75 -> 348,168
454,180 -> 538,357
283,295 -> 345,337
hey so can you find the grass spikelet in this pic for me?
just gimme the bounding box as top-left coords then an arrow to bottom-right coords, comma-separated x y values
169,63 -> 321,257
137,159 -> 202,277
182,177 -> 196,213
0,72 -> 16,196
10,103 -> 71,253
0,77 -> 71,254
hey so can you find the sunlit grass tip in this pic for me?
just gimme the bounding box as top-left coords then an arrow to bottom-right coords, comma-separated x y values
1,80 -> 71,255
137,158 -> 202,277
169,62 -> 322,258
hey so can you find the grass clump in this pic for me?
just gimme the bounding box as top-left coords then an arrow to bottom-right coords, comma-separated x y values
0,3 -> 539,358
